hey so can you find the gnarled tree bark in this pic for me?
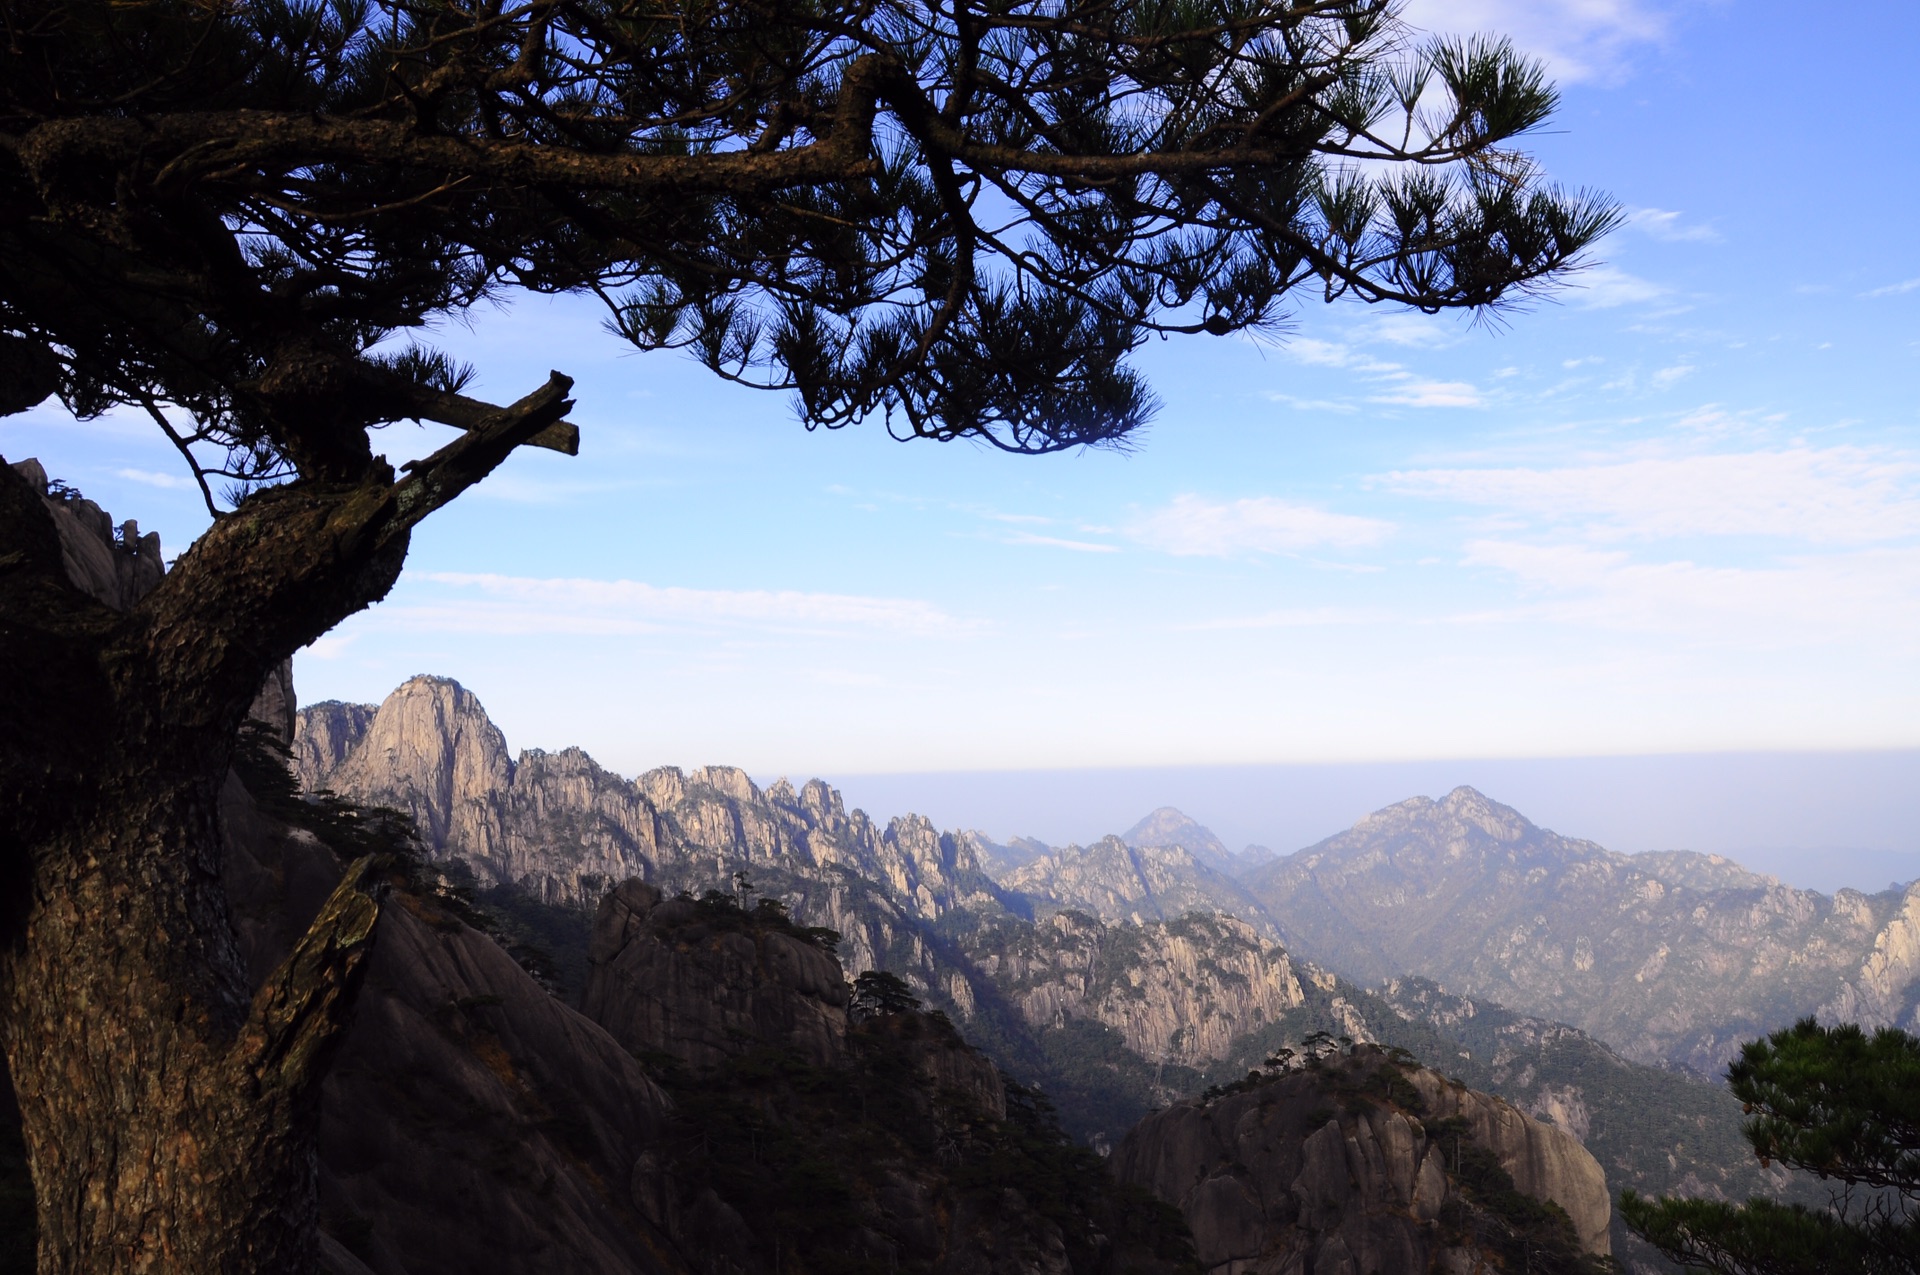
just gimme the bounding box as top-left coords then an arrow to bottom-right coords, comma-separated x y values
0,374 -> 573,1272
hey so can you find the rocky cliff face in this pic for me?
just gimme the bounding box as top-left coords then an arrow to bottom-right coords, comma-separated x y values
970,910 -> 1306,1069
8,458 -> 165,611
1114,1045 -> 1610,1275
298,677 -> 1010,926
582,881 -> 853,1073
1242,785 -> 1918,1074
230,744 -> 1193,1275
1006,835 -> 1279,937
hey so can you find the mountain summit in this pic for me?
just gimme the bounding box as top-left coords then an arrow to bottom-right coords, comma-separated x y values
1122,807 -> 1231,867
1244,786 -> 1920,1075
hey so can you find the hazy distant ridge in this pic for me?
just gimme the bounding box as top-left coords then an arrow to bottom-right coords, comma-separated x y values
1238,786 -> 1920,1075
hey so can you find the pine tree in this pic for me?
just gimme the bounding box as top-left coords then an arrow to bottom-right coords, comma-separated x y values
0,0 -> 1614,1268
1622,1018 -> 1920,1274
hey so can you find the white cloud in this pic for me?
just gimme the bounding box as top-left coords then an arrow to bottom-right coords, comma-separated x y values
1264,393 -> 1360,414
1461,540 -> 1920,642
1625,208 -> 1720,243
1570,266 -> 1669,309
116,467 -> 192,489
398,572 -> 981,637
1361,314 -> 1462,348
1387,447 -> 1920,544
1282,338 -> 1485,408
1650,364 -> 1695,388
1372,380 -> 1484,408
1129,494 -> 1395,557
1864,277 -> 1920,298
1400,0 -> 1670,83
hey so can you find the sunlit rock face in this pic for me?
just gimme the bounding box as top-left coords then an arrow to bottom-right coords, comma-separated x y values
968,910 -> 1306,1068
1113,1046 -> 1611,1275
295,675 -> 1008,926
9,457 -> 165,611
1243,785 -> 1920,1074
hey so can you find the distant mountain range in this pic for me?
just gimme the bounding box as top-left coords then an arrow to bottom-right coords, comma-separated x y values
298,673 -> 1913,1265
1236,786 -> 1920,1077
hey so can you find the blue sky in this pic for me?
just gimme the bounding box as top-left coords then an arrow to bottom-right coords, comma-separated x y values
7,0 -> 1920,815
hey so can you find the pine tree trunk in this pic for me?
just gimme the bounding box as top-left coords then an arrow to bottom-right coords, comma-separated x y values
0,377 -> 569,1272
0,467 -> 398,1274
1,773 -> 373,1273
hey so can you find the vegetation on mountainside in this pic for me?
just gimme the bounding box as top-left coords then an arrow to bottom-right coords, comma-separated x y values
1622,1018 -> 1920,1274
632,905 -> 1195,1275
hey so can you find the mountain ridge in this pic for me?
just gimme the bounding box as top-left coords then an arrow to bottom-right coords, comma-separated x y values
1242,784 -> 1920,1075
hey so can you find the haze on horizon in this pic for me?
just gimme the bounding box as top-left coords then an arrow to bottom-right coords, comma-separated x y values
8,2 -> 1918,812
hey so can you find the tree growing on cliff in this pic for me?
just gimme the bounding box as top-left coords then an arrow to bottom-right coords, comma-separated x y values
0,0 -> 1614,1269
1621,1018 -> 1920,1274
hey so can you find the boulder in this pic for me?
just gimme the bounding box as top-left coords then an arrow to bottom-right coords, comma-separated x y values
1112,1045 -> 1611,1275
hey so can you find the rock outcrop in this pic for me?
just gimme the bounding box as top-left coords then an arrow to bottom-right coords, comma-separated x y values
582,880 -> 853,1072
1243,785 -> 1920,1074
8,457 -> 164,610
970,910 -> 1306,1068
1114,1046 -> 1611,1275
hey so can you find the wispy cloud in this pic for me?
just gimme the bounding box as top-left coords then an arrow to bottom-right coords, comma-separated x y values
1004,532 -> 1120,553
1178,606 -> 1392,631
395,572 -> 982,637
1462,541 -> 1920,642
1360,314 -> 1463,349
1863,277 -> 1920,298
1650,364 -> 1695,389
1264,393 -> 1360,414
1129,494 -> 1394,557
1570,265 -> 1669,309
1400,0 -> 1670,83
116,467 -> 192,489
1372,380 -> 1484,408
1625,208 -> 1720,243
1281,338 -> 1486,408
1386,447 -> 1920,544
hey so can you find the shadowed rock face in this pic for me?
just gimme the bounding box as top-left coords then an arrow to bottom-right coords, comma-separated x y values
221,778 -> 681,1275
582,879 -> 1006,1120
575,877 -> 1200,1275
583,881 -> 853,1072
1113,1047 -> 1610,1275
